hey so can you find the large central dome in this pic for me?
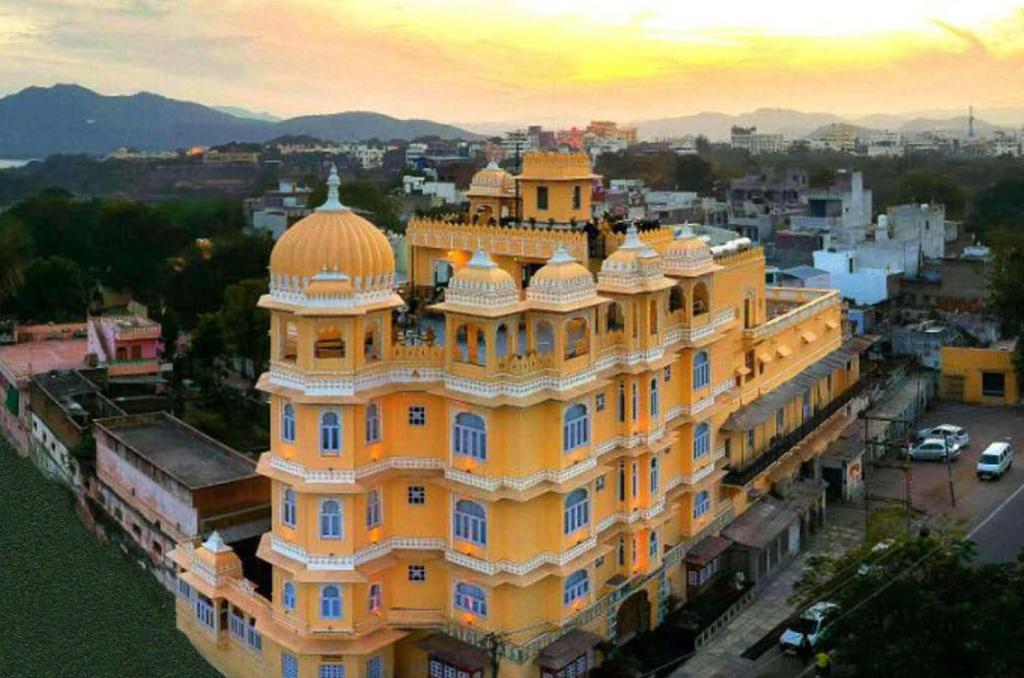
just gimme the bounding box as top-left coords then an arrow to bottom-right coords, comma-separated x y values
269,166 -> 395,293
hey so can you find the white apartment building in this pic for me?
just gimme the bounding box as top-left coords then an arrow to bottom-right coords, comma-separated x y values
730,127 -> 786,154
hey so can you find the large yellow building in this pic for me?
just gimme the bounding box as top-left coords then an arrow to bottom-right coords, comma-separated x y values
172,155 -> 867,678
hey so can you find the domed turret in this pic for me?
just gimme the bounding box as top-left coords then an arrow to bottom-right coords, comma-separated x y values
466,161 -> 516,198
436,248 -> 523,315
663,224 -> 720,277
269,166 -> 395,299
527,246 -> 602,311
598,224 -> 674,293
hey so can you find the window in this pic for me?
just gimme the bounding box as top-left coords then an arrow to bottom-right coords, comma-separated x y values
282,404 -> 296,443
572,184 -> 582,210
596,393 -> 606,412
631,462 -> 639,497
320,585 -> 342,619
454,500 -> 487,545
617,463 -> 626,501
246,623 -> 261,651
537,185 -> 549,210
366,489 -> 382,528
320,499 -> 342,539
747,429 -> 755,452
409,405 -> 427,426
409,565 -> 426,582
453,412 -> 487,460
649,529 -> 659,558
320,411 -> 341,455
408,485 -> 426,505
775,408 -> 785,434
664,365 -> 672,382
650,457 -> 660,493
541,655 -> 590,678
195,594 -> 215,629
596,555 -> 605,568
563,569 -> 589,605
596,474 -> 606,491
454,582 -> 488,616
694,490 -> 710,520
650,378 -> 660,417
282,488 -> 297,528
632,383 -> 639,421
369,583 -> 382,613
367,657 -> 383,678
617,538 -> 625,566
802,391 -> 811,419
430,659 -> 483,678
283,582 -> 295,611
365,403 -> 381,444
693,422 -> 710,459
177,577 -> 193,601
563,403 -> 590,452
693,351 -> 710,390
282,653 -> 299,678
564,489 -> 590,534
230,608 -> 246,640
983,372 -> 1006,397
617,382 -> 626,422
320,664 -> 345,678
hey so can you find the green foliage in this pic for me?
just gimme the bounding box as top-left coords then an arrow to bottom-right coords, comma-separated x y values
674,155 -> 715,193
0,214 -> 31,303
306,178 -> 400,231
153,197 -> 247,239
989,230 -> 1024,337
792,535 -> 1024,678
0,440 -> 220,678
972,177 -> 1024,235
92,200 -> 186,301
894,171 -> 967,219
12,256 -> 90,322
220,278 -> 270,380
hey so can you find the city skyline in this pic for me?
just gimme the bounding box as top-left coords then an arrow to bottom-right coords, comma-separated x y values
2,1 -> 1024,124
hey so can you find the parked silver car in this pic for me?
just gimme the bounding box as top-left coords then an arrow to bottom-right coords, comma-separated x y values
916,424 -> 969,450
909,437 -> 961,462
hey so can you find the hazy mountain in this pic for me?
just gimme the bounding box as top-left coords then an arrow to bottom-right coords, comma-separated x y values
0,84 -> 482,157
897,115 -> 1005,137
638,108 -> 844,141
847,114 -> 909,130
806,123 -> 877,140
213,105 -> 281,123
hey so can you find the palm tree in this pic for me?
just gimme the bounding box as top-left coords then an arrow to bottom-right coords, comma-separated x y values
0,217 -> 31,303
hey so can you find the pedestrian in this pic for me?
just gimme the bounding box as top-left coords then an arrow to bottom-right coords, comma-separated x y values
798,633 -> 812,663
815,650 -> 832,676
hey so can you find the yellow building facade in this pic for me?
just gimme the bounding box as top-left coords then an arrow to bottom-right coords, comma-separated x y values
940,344 -> 1020,405
172,158 -> 864,678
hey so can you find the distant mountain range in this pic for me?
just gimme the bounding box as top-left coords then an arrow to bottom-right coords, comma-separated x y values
0,84 -> 482,157
636,107 -> 1023,141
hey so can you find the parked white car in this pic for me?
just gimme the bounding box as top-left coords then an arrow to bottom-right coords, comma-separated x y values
977,441 -> 1014,480
780,602 -> 839,653
917,424 -> 969,450
909,437 -> 961,462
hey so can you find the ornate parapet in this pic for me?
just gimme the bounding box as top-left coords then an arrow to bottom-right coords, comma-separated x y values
407,218 -> 588,262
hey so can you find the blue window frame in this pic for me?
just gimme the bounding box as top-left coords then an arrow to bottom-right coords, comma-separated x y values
282,403 -> 295,443
229,609 -> 246,640
563,403 -> 590,452
320,411 -> 341,455
650,377 -> 660,417
650,456 -> 659,493
369,583 -> 382,612
453,412 -> 487,460
454,500 -> 487,545
649,529 -> 659,558
282,487 -> 297,527
282,653 -> 298,678
365,403 -> 381,444
564,489 -> 590,534
320,584 -> 342,619
283,581 -> 295,611
694,490 -> 710,519
320,499 -> 342,539
454,582 -> 488,616
563,569 -> 590,605
693,351 -> 710,390
693,422 -> 710,459
319,664 -> 345,678
366,489 -> 382,528
367,657 -> 383,678
195,594 -> 214,629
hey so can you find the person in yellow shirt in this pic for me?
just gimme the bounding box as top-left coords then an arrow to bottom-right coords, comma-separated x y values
815,650 -> 832,676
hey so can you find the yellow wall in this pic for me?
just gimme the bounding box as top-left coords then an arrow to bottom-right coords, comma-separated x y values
941,345 -> 1020,405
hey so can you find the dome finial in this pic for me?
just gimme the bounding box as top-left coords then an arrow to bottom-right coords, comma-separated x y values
622,222 -> 644,249
467,247 -> 497,269
548,245 -> 576,264
317,164 -> 347,213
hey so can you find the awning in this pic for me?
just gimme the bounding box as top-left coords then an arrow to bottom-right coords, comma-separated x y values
757,351 -> 774,364
417,634 -> 489,671
735,365 -> 752,377
685,535 -> 733,567
536,629 -> 603,668
722,497 -> 798,550
826,320 -> 840,330
780,479 -> 827,514
801,331 -> 818,344
777,345 -> 792,358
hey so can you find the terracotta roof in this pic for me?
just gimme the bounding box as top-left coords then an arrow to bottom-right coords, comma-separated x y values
537,629 -> 603,668
416,633 -> 488,671
685,535 -> 733,567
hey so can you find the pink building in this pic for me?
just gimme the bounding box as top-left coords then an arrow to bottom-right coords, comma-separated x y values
87,312 -> 162,377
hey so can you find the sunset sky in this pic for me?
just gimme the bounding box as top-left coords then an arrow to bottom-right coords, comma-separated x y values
2,0 -> 1024,125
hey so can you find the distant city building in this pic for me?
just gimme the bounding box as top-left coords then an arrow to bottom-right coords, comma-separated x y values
87,310 -> 163,379
730,126 -> 786,154
817,123 -> 860,153
247,178 -> 314,240
790,170 -> 872,243
885,204 -> 947,260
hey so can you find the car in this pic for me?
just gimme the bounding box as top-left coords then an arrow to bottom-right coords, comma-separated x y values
780,602 -> 839,653
917,424 -> 969,450
977,441 -> 1014,480
857,539 -> 895,576
909,437 -> 960,462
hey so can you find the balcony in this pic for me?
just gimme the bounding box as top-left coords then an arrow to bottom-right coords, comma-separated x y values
743,288 -> 838,343
722,381 -> 863,486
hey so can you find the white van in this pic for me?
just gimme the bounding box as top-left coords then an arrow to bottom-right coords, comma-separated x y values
977,441 -> 1014,480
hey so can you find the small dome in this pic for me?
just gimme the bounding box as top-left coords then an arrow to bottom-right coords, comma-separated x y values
269,166 -> 395,294
663,225 -> 717,277
528,246 -> 599,308
598,224 -> 673,293
444,249 -> 519,310
466,161 -> 516,198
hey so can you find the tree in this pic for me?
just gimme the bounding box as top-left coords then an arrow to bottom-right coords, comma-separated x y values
988,229 -> 1024,383
93,200 -> 186,301
792,534 -> 1024,678
972,177 -> 1024,235
13,256 -> 89,322
219,279 -> 270,382
0,215 -> 32,306
895,171 -> 967,219
673,155 -> 715,193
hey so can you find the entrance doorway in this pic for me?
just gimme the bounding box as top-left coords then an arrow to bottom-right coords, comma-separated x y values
616,590 -> 651,643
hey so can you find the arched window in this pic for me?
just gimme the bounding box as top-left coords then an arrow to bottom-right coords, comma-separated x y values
454,499 -> 487,545
563,403 -> 590,452
116,347 -> 128,361
632,383 -> 639,421
320,499 -> 342,539
364,324 -> 381,362
649,529 -> 659,558
320,585 -> 342,619
693,351 -> 710,390
365,403 -> 381,444
650,457 -> 659,493
454,582 -> 487,616
314,326 -> 345,359
281,404 -> 296,443
283,581 -> 295,611
607,302 -> 625,332
564,489 -> 590,534
282,488 -> 297,527
617,382 -> 626,423
649,299 -> 659,335
368,583 -> 382,613
475,328 -> 487,365
693,282 -> 709,316
496,324 -> 510,359
694,491 -> 710,520
694,422 -> 710,459
455,325 -> 469,362
650,377 -> 660,417
563,570 -> 590,605
565,317 -> 590,359
669,286 -> 685,313
535,320 -> 555,356
453,413 -> 487,460
320,411 -> 341,455
366,489 -> 382,528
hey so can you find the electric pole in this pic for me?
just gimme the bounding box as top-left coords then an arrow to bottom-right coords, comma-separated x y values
486,631 -> 504,678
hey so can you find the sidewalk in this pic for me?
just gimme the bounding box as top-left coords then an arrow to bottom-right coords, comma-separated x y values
671,506 -> 864,678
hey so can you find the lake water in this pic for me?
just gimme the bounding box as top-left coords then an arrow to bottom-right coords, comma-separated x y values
0,159 -> 36,170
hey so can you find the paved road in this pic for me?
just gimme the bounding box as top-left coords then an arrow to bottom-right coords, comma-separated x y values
970,476 -> 1024,563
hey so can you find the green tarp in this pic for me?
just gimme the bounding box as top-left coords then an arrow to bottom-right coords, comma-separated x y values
5,386 -> 18,416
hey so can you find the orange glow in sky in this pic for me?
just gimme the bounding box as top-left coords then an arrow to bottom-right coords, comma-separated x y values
1,0 -> 1023,123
